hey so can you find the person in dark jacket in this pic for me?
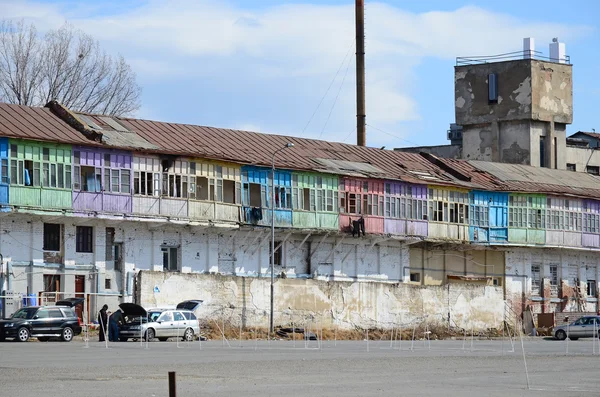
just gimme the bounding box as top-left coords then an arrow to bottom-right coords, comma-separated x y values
109,309 -> 124,342
98,304 -> 108,342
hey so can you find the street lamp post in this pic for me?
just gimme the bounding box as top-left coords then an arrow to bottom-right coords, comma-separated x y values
270,143 -> 294,334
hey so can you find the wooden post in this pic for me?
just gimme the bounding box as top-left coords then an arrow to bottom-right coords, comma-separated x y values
168,372 -> 177,397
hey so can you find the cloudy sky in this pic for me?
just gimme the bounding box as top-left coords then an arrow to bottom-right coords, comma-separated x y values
1,0 -> 598,148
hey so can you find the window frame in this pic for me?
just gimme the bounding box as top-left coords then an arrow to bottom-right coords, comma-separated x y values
75,226 -> 94,253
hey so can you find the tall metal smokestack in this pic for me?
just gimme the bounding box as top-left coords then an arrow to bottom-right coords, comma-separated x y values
355,0 -> 366,146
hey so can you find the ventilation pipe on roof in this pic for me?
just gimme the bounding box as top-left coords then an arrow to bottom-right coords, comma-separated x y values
549,38 -> 567,63
523,37 -> 535,59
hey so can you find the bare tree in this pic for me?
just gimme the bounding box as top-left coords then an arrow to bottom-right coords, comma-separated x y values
0,20 -> 141,116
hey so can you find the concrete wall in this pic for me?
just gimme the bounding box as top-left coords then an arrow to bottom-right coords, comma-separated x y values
505,248 -> 600,316
530,60 -> 573,124
455,60 -> 533,126
565,145 -> 600,172
408,247 -> 505,287
137,271 -> 505,330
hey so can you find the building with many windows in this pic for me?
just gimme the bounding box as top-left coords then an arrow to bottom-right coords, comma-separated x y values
0,100 -> 599,328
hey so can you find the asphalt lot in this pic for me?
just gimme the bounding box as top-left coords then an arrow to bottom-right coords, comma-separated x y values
0,338 -> 599,396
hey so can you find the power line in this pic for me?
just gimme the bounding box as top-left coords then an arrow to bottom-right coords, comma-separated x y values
366,123 -> 423,147
301,42 -> 354,135
319,48 -> 354,139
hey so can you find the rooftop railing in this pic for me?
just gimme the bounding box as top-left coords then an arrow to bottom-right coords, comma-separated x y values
456,50 -> 571,66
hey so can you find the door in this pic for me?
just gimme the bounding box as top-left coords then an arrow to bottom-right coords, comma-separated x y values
569,317 -> 588,337
75,275 -> 85,323
30,308 -> 51,335
46,308 -> 65,335
156,311 -> 175,337
173,311 -> 186,337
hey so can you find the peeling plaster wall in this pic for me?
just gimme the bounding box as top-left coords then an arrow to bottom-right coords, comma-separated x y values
455,61 -> 533,126
530,61 -> 573,124
505,248 -> 600,317
138,271 -> 504,330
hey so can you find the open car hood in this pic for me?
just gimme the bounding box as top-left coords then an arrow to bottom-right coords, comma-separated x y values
176,300 -> 203,311
119,303 -> 147,317
55,297 -> 85,307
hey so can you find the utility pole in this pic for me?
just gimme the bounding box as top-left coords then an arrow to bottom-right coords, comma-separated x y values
355,0 -> 366,146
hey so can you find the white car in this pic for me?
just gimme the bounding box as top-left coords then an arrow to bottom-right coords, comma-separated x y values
119,303 -> 200,342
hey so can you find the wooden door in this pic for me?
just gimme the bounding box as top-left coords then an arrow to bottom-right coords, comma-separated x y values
75,275 -> 85,322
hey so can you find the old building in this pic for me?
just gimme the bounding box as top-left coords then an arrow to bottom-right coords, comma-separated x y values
0,100 -> 599,331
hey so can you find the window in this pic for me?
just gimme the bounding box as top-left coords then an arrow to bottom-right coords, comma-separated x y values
410,272 -> 421,283
509,195 -> 545,229
587,280 -> 597,297
43,223 -> 61,251
470,204 -> 489,227
10,144 -> 70,189
547,198 -> 582,231
567,163 -> 576,172
586,166 -> 599,176
531,265 -> 541,294
173,311 -> 184,321
105,279 -> 112,290
428,188 -> 468,224
488,73 -> 498,103
549,265 -> 558,296
540,136 -> 546,168
583,201 -> 600,234
43,274 -> 60,292
76,226 -> 93,253
293,175 -> 338,213
1,158 -> 8,184
162,246 -> 179,271
76,165 -> 101,192
270,241 -> 282,266
189,163 -> 240,204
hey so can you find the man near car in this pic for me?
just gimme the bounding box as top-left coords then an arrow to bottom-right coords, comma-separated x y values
109,309 -> 124,341
98,304 -> 108,342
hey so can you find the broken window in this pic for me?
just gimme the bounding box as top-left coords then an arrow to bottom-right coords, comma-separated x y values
586,166 -> 599,176
549,265 -> 558,296
223,179 -> 236,204
531,264 -> 541,295
162,246 -> 179,271
270,241 -> 283,266
587,280 -> 597,297
246,183 -> 262,207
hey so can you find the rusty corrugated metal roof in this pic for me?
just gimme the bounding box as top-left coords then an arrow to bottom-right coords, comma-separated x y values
0,103 -> 95,145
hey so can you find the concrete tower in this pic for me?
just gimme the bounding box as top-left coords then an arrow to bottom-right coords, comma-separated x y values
455,38 -> 572,169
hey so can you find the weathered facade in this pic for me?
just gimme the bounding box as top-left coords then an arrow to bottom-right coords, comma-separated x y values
1,95 -> 600,329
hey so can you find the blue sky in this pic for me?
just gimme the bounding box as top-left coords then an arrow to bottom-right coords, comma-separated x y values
1,0 -> 598,148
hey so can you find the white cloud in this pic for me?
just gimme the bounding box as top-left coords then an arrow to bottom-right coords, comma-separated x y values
0,1 -> 592,147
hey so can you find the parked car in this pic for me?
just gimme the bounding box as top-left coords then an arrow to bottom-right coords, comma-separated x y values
119,303 -> 200,342
554,316 -> 600,340
0,299 -> 83,342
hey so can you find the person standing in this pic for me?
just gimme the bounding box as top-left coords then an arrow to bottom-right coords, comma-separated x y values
98,304 -> 108,342
109,309 -> 124,342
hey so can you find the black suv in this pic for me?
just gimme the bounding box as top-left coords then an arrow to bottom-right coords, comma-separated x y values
0,299 -> 83,342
